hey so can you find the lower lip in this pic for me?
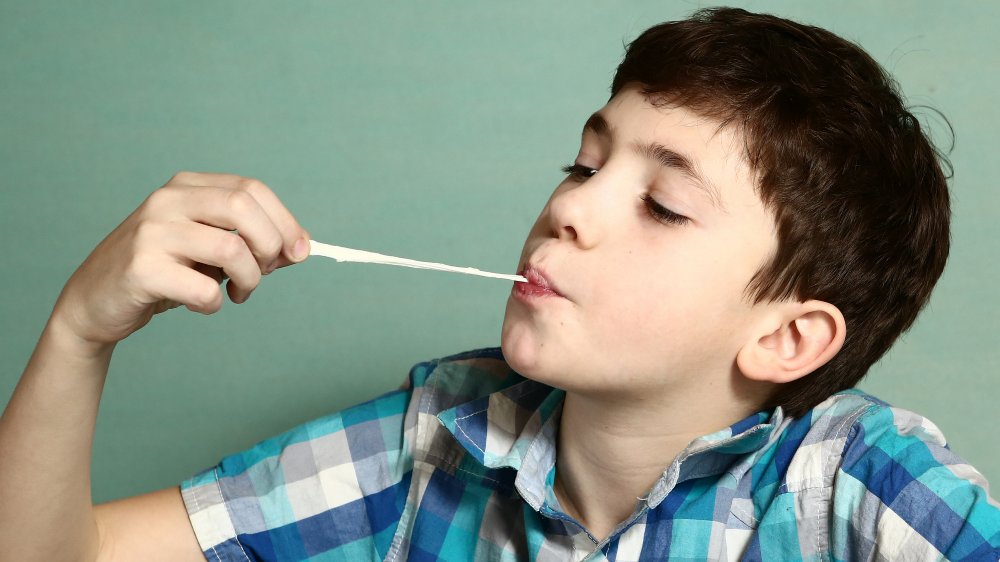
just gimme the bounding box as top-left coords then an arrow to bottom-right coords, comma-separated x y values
512,281 -> 562,301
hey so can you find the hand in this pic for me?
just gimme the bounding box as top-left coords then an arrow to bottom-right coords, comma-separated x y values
50,172 -> 311,354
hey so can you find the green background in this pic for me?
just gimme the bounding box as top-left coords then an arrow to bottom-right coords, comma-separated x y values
2,1 -> 997,503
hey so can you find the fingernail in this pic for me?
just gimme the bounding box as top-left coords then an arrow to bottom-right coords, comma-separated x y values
292,238 -> 309,262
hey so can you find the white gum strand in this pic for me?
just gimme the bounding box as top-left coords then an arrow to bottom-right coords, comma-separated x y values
308,240 -> 527,283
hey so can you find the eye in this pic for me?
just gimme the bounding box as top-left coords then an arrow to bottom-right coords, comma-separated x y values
641,194 -> 690,226
560,163 -> 598,181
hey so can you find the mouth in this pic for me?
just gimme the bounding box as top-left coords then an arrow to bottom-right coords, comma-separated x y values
513,264 -> 565,300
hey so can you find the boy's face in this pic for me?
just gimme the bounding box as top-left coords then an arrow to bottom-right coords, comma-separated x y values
501,86 -> 779,397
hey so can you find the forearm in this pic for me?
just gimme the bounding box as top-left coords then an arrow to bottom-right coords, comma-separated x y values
0,315 -> 116,562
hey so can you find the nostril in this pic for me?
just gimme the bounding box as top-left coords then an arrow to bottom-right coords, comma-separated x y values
562,225 -> 578,240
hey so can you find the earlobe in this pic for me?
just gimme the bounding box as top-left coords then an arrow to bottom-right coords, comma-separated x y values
737,300 -> 846,384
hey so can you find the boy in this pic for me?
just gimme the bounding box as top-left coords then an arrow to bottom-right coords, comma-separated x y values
2,6 -> 998,561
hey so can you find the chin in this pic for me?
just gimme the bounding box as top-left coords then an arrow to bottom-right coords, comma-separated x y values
500,317 -> 546,378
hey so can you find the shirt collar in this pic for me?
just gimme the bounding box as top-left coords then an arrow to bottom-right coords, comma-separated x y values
644,406 -> 784,506
437,380 -> 784,511
437,378 -> 564,472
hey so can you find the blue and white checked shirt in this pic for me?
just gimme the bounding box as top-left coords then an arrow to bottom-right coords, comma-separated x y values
181,348 -> 1000,561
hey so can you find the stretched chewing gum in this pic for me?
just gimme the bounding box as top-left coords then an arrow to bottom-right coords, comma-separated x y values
308,240 -> 527,282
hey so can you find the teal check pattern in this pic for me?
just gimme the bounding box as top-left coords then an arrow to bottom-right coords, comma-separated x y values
181,348 -> 1000,560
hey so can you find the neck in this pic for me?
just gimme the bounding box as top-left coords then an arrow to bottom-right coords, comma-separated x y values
553,372 -> 770,542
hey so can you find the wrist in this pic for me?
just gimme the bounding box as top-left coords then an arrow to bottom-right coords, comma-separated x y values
42,312 -> 116,363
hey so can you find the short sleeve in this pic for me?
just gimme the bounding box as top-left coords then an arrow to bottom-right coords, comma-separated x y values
830,404 -> 1000,561
180,384 -> 417,562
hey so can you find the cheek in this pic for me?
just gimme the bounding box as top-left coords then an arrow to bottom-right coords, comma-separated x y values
591,241 -> 740,339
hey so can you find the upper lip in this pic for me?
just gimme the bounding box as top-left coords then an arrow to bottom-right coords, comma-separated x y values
519,263 -> 565,297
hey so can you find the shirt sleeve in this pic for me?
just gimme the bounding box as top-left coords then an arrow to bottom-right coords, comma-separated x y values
830,403 -> 1000,561
179,382 -> 418,562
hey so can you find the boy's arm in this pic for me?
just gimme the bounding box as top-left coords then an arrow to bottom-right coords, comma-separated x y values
94,486 -> 203,561
0,319 -> 203,561
0,172 -> 310,561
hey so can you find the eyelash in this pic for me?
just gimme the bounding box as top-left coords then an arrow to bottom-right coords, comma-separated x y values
560,163 -> 690,226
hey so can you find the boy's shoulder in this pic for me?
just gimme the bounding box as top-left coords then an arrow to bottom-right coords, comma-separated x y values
763,389 -> 999,558
776,388 -> 972,492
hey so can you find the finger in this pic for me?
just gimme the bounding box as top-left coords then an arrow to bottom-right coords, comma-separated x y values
237,179 -> 311,270
193,265 -> 253,306
225,277 -> 255,304
144,260 -> 225,315
193,262 -> 225,285
162,184 -> 284,274
166,172 -> 311,268
160,220 -> 262,304
167,171 -> 260,189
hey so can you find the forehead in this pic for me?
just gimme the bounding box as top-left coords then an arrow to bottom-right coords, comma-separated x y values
593,87 -> 759,212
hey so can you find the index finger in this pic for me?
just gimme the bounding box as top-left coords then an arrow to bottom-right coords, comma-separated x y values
170,172 -> 311,269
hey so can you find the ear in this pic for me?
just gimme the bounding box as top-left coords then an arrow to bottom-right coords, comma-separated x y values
736,300 -> 846,384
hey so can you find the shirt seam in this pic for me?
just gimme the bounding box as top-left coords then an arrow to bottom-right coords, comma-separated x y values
385,364 -> 443,562
424,453 -> 504,485
790,400 -> 877,560
832,401 -> 881,475
728,398 -> 875,532
453,407 -> 490,456
780,399 -> 876,494
187,475 -> 225,562
442,372 -> 552,467
213,466 -> 252,562
831,400 -> 961,561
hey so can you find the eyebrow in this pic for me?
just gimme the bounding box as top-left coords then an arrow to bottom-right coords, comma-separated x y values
583,112 -> 725,211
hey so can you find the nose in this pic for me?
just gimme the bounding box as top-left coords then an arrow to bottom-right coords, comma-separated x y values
546,174 -> 615,249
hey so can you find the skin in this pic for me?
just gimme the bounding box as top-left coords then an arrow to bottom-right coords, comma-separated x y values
503,86 -> 779,396
0,173 -> 311,561
501,86 -> 845,540
0,88 -> 844,560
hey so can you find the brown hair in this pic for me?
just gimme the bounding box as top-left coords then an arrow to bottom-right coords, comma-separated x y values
611,7 -> 951,417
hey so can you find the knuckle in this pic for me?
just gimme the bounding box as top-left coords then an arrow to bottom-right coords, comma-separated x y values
168,170 -> 195,185
225,188 -> 256,214
239,269 -> 262,292
192,281 -> 221,310
263,234 -> 283,259
236,176 -> 265,192
124,252 -> 156,286
132,220 -> 162,250
212,234 -> 246,263
141,186 -> 173,212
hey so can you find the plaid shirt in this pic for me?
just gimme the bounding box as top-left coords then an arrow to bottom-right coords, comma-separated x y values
181,348 -> 1000,561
